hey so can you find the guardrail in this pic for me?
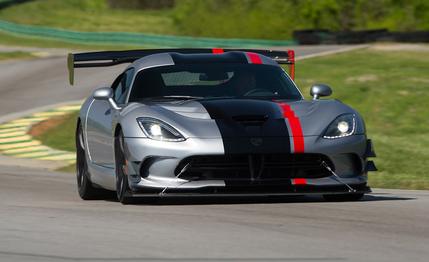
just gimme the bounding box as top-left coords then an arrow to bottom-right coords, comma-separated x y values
0,20 -> 296,47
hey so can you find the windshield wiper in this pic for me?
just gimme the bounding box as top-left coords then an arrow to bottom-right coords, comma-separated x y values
199,96 -> 236,100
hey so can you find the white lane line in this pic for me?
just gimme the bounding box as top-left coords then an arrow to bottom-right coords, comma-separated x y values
1,145 -> 48,154
56,105 -> 81,111
39,154 -> 76,161
0,123 -> 29,129
0,127 -> 28,134
32,111 -> 69,117
0,131 -> 27,138
297,45 -> 370,61
0,140 -> 41,150
10,117 -> 48,123
14,151 -> 59,158
0,135 -> 32,143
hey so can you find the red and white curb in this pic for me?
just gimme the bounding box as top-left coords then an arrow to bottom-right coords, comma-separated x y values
0,103 -> 80,164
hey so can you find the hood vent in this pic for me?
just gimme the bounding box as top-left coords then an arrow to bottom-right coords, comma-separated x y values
232,115 -> 269,126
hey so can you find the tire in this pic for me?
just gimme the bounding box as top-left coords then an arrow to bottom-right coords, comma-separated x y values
323,193 -> 364,202
114,130 -> 133,205
76,122 -> 109,200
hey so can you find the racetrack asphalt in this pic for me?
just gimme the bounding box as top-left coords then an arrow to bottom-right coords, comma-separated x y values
1,166 -> 428,262
0,45 -> 428,262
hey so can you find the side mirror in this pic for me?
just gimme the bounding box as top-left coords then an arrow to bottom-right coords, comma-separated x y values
310,84 -> 332,100
93,87 -> 112,100
92,87 -> 121,110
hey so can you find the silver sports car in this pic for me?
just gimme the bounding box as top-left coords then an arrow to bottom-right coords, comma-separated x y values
68,48 -> 376,204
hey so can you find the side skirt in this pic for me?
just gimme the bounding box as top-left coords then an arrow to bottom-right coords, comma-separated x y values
87,162 -> 116,191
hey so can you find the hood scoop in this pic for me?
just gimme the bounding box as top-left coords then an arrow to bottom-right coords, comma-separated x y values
232,115 -> 269,126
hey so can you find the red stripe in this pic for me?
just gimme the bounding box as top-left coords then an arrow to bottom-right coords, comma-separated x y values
292,178 -> 307,185
277,102 -> 305,153
212,48 -> 224,54
246,52 -> 262,64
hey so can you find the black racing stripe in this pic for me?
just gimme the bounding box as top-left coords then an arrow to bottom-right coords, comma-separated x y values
170,52 -> 248,65
199,99 -> 291,154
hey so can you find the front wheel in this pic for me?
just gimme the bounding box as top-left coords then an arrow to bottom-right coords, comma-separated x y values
323,193 -> 364,202
115,130 -> 133,204
76,123 -> 109,200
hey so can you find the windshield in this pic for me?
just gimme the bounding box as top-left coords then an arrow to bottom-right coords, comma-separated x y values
128,64 -> 302,102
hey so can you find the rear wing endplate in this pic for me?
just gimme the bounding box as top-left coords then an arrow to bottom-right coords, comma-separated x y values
67,48 -> 295,85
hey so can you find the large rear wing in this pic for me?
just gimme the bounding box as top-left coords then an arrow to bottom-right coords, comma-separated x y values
67,48 -> 295,85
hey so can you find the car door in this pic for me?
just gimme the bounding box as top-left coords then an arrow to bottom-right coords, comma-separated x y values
86,69 -> 134,167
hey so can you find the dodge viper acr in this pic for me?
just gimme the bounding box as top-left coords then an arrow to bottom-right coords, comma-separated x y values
67,48 -> 377,204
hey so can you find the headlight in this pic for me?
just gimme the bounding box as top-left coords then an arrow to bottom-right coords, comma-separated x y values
137,117 -> 185,142
323,114 -> 356,139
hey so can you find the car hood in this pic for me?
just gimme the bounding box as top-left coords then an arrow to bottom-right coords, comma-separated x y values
121,98 -> 362,138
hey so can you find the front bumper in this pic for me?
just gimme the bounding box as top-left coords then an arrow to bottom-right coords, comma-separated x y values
123,135 -> 372,195
128,185 -> 371,198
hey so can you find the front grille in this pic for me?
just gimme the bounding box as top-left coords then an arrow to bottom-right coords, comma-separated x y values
175,154 -> 333,182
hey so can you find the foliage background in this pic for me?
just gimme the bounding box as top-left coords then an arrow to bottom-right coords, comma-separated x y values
173,0 -> 429,39
0,0 -> 427,40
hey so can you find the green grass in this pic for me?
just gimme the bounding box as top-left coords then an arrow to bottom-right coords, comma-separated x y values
0,0 -> 175,50
0,0 -> 176,34
1,0 -> 428,42
0,50 -> 33,60
33,111 -> 79,152
34,49 -> 429,189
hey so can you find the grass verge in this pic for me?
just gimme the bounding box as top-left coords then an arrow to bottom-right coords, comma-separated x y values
0,50 -> 33,60
31,111 -> 78,173
31,48 -> 429,189
32,111 -> 78,152
0,0 -> 175,49
0,0 -> 176,34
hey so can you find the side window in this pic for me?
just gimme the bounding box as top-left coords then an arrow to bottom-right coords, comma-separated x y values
112,74 -> 125,103
124,68 -> 135,90
112,68 -> 135,104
